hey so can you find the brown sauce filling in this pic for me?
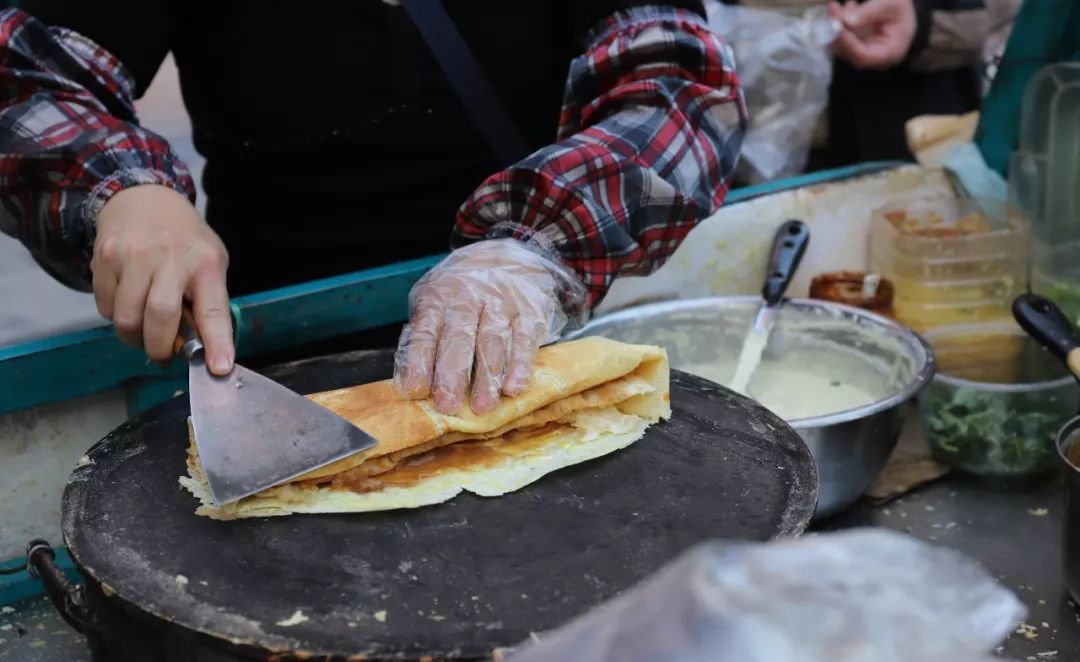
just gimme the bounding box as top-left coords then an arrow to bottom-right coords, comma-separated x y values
299,378 -> 648,490
329,422 -> 567,493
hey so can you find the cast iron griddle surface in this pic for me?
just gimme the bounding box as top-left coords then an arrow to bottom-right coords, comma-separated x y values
63,349 -> 817,660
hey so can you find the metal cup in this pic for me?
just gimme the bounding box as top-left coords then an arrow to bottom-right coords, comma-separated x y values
1058,419 -> 1080,604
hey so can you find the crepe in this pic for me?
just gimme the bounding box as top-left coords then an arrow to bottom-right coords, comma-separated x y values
905,111 -> 979,168
180,337 -> 671,520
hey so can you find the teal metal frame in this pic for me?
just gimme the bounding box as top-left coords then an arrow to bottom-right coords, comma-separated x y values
0,548 -> 79,605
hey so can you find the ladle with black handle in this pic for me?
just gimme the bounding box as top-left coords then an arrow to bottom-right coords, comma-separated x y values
1012,293 -> 1080,381
729,220 -> 810,395
761,219 -> 811,312
1012,293 -> 1080,607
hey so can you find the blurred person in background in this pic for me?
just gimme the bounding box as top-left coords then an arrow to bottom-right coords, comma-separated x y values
821,0 -> 1020,165
708,0 -> 1018,169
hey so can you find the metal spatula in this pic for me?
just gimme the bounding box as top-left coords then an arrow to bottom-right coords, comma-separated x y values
175,307 -> 378,505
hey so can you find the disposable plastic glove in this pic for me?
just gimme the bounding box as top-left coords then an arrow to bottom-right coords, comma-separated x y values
394,238 -> 587,415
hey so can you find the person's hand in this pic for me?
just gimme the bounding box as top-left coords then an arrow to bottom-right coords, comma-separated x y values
829,0 -> 917,70
91,184 -> 234,374
393,238 -> 586,416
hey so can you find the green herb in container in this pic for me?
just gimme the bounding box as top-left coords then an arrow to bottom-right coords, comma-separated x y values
919,323 -> 1079,477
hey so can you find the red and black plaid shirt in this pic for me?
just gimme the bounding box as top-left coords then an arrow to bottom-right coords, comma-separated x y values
0,5 -> 745,310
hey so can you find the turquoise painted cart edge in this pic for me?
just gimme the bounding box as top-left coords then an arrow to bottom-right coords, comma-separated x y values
0,548 -> 78,605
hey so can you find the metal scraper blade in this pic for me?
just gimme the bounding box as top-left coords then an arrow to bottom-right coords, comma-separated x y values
188,356 -> 377,505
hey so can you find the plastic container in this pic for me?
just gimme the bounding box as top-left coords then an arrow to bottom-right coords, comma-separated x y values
919,323 -> 1079,477
808,271 -> 895,318
1010,62 -> 1080,328
869,197 -> 1029,333
1017,62 -> 1080,244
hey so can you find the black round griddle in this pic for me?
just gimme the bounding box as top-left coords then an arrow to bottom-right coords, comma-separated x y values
61,349 -> 817,661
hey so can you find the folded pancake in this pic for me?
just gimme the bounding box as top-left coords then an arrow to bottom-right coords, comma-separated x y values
180,337 -> 670,520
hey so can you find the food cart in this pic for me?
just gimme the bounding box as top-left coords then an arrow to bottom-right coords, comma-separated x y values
1,1 -> 1078,659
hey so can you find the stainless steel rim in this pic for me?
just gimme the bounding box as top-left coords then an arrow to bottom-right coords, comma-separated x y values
569,295 -> 938,427
1056,415 -> 1080,471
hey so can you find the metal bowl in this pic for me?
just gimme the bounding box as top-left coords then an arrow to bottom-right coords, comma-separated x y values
1055,417 -> 1080,605
564,296 -> 936,520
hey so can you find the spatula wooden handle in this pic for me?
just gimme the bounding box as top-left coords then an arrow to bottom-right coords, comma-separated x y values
1068,349 -> 1080,381
173,305 -> 204,360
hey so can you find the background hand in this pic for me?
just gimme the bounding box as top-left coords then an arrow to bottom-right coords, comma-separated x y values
394,238 -> 586,416
92,185 -> 234,374
829,0 -> 917,70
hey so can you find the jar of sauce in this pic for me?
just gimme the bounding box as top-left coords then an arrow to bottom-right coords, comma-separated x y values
809,271 -> 896,319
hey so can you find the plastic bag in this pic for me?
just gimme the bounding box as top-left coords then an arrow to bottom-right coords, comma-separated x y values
705,2 -> 840,184
502,529 -> 1025,662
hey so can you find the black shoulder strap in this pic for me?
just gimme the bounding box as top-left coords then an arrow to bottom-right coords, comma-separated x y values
399,0 -> 531,166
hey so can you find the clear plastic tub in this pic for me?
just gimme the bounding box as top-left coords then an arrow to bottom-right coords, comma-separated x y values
870,248 -> 1026,281
1010,63 -> 1080,328
919,323 -> 1079,477
1032,259 -> 1080,328
890,297 -> 1017,333
869,197 -> 1030,333
1017,62 -> 1080,247
869,197 -> 1029,261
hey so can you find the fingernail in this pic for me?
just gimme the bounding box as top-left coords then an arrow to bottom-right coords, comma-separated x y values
504,369 -> 529,396
471,393 -> 494,414
433,392 -> 451,414
399,374 -> 428,400
211,353 -> 232,375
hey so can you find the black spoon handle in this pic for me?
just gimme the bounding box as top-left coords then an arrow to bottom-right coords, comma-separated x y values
1012,293 -> 1080,378
762,220 -> 810,306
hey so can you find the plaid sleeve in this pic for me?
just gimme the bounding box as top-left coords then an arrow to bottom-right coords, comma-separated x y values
0,8 -> 195,290
453,6 -> 746,312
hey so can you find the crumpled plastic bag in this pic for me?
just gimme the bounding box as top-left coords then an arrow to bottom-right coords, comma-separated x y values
942,142 -> 1009,202
503,528 -> 1025,662
705,2 -> 840,184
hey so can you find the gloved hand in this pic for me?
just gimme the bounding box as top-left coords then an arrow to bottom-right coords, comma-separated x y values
394,238 -> 587,415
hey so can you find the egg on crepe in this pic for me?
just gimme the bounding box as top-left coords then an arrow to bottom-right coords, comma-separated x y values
179,337 -> 670,520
